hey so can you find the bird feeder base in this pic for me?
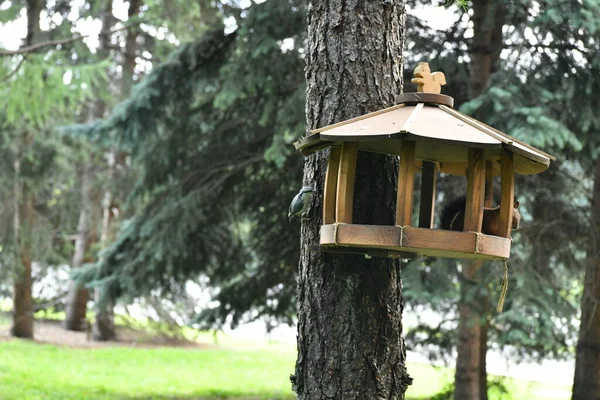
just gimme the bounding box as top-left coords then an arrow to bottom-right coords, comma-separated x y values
320,224 -> 511,260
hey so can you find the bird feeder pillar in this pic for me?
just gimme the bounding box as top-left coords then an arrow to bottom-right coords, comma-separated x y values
464,148 -> 485,232
396,140 -> 416,226
497,154 -> 515,238
323,147 -> 342,224
336,142 -> 359,224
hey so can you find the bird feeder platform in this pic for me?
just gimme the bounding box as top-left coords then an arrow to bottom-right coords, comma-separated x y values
294,62 -> 555,260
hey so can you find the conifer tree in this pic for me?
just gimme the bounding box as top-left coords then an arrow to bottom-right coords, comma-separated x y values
1,0 -> 107,339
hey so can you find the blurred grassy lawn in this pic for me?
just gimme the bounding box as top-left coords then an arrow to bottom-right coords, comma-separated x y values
0,312 -> 571,400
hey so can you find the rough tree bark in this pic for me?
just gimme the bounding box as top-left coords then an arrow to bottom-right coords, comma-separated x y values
454,1 -> 506,398
292,1 -> 411,399
92,0 -> 141,341
10,0 -> 44,340
572,158 -> 600,400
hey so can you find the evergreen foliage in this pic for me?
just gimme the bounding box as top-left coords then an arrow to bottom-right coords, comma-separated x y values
69,0 -> 306,327
402,0 -> 599,365
69,1 -> 595,351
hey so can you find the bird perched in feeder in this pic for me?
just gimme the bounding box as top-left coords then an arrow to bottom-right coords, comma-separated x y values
411,62 -> 446,94
288,186 -> 315,222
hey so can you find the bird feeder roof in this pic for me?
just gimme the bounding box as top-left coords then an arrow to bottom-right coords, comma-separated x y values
295,92 -> 555,176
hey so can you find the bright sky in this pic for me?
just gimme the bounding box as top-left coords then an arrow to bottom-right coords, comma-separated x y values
0,1 -> 456,51
0,0 -> 130,51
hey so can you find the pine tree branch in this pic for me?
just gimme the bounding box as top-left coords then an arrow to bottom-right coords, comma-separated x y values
0,22 -> 143,57
0,56 -> 26,82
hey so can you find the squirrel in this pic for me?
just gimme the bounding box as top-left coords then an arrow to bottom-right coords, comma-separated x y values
439,196 -> 521,236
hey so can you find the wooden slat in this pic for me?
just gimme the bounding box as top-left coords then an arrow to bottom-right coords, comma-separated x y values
485,160 -> 493,208
418,161 -> 437,228
497,155 -> 515,238
336,142 -> 359,224
396,141 -> 416,226
402,227 -> 476,254
310,104 -> 406,134
321,224 -> 403,248
477,234 -> 512,257
319,224 -> 511,260
440,105 -> 555,161
464,148 -> 485,232
323,147 -> 341,224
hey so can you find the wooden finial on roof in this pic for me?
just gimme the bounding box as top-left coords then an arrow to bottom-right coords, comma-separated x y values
411,62 -> 446,94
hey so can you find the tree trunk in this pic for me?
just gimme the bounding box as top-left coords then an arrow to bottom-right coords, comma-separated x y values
572,158 -> 600,400
91,178 -> 117,341
453,1 -> 507,397
468,0 -> 506,99
11,174 -> 35,339
92,0 -> 141,341
67,0 -> 112,338
455,262 -> 482,400
479,320 -> 489,400
64,164 -> 97,331
293,2 -> 411,399
11,0 -> 44,340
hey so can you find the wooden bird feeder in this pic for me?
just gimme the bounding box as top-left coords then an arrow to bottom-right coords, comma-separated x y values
294,62 -> 555,260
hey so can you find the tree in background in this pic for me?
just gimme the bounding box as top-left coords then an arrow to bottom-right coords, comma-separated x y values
0,0 -> 106,338
402,1 -> 594,398
67,0 -> 305,331
64,0 -> 114,333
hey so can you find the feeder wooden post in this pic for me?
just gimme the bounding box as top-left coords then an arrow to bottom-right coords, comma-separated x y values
418,161 -> 437,228
323,147 -> 342,224
497,155 -> 515,238
396,141 -> 416,226
335,142 -> 359,224
464,148 -> 485,232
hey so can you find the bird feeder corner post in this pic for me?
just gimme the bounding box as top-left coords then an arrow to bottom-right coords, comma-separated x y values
464,148 -> 485,232
396,140 -> 416,227
335,142 -> 359,224
323,146 -> 342,225
418,160 -> 437,229
497,154 -> 515,238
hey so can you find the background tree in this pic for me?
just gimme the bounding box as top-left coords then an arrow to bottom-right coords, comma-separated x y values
402,1 -> 593,399
0,0 -> 107,339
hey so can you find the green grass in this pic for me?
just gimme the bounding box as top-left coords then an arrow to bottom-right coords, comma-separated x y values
0,338 -> 572,400
0,309 -> 571,400
0,340 -> 296,400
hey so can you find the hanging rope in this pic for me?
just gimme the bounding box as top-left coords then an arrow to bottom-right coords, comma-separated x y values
333,223 -> 340,245
496,260 -> 510,313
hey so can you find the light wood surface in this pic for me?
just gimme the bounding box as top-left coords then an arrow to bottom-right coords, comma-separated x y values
323,147 -> 341,224
411,62 -> 447,94
464,148 -> 485,232
335,142 -> 358,224
396,141 -> 416,226
497,155 -> 515,238
320,224 -> 511,260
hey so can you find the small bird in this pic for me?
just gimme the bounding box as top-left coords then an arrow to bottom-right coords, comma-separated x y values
288,186 -> 315,222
